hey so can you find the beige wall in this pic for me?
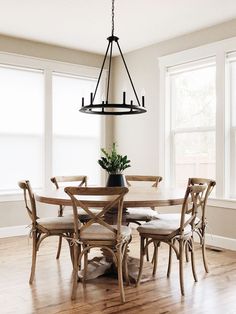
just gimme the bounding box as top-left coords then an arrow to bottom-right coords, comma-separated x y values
0,34 -> 104,67
112,19 -> 236,240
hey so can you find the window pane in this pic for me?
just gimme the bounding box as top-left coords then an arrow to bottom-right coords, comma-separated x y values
171,65 -> 216,129
0,65 -> 44,193
174,132 -> 215,188
53,74 -> 100,136
230,59 -> 236,197
231,60 -> 236,127
52,74 -> 102,185
0,66 -> 43,134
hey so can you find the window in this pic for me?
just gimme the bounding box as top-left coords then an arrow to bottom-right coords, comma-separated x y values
159,37 -> 236,201
0,53 -> 103,196
0,65 -> 44,193
168,61 -> 216,188
52,73 -> 102,185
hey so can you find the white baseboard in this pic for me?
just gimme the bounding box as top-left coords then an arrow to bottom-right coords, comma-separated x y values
0,225 -> 29,238
205,233 -> 236,251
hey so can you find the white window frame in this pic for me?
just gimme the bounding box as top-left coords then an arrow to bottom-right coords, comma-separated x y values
168,58 -> 216,187
158,36 -> 236,208
0,52 -> 106,201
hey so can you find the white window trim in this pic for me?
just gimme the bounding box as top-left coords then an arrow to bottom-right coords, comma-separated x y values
158,36 -> 236,208
0,51 -> 107,201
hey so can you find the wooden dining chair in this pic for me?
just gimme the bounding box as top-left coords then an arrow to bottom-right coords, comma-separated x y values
125,175 -> 163,261
18,180 -> 75,284
65,186 -> 131,303
136,184 -> 206,296
187,178 -> 216,272
50,175 -> 89,259
157,178 -> 216,274
125,175 -> 163,224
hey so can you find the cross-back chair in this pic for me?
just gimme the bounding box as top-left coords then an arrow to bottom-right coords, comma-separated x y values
156,178 -> 216,273
18,180 -> 75,284
65,186 -> 131,303
187,178 -> 216,272
50,175 -> 88,258
125,175 -> 163,261
125,175 -> 163,224
136,184 -> 206,296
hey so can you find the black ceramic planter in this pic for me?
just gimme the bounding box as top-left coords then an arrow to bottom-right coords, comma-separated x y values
106,174 -> 125,187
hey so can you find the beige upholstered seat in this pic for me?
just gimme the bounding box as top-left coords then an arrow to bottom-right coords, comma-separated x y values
126,208 -> 159,221
80,223 -> 131,240
137,215 -> 192,235
155,213 -> 200,224
50,175 -> 87,258
18,180 -> 74,285
136,184 -> 207,296
37,216 -> 76,230
65,186 -> 131,303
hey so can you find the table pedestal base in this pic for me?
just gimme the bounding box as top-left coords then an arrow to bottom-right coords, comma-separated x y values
78,255 -> 141,283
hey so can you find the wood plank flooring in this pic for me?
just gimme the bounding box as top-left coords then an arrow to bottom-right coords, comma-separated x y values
0,231 -> 236,314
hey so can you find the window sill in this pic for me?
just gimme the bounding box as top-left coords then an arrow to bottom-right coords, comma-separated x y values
208,198 -> 236,209
0,192 -> 23,202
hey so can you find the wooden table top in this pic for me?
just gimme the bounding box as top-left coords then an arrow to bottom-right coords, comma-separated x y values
35,186 -> 185,207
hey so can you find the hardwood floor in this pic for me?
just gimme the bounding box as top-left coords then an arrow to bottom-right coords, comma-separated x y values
0,231 -> 236,314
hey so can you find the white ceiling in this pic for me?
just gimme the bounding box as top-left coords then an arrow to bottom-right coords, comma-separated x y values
0,0 -> 236,55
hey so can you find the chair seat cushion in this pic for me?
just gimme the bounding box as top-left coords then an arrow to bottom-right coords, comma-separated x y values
137,214 -> 192,235
126,207 -> 159,221
37,216 -> 76,230
155,213 -> 200,225
80,223 -> 131,240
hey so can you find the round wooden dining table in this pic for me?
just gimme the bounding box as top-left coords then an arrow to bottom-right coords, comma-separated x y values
35,186 -> 185,208
35,186 -> 185,282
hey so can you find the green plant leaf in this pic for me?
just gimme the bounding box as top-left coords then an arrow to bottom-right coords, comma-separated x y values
97,142 -> 131,174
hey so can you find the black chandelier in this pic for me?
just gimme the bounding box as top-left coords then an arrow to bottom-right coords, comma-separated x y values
79,0 -> 146,115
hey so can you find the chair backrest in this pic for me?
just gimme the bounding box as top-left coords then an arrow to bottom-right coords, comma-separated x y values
125,175 -> 162,187
50,175 -> 87,189
18,180 -> 37,225
188,178 -> 216,223
179,184 -> 207,236
64,186 -> 129,241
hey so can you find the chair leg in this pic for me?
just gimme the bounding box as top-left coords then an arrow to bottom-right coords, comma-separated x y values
202,236 -> 209,273
152,242 -> 159,276
71,244 -> 79,300
145,238 -> 150,261
179,240 -> 185,296
190,237 -> 198,282
56,205 -> 64,259
167,243 -> 172,278
136,236 -> 145,286
56,236 -> 63,259
83,249 -> 88,288
185,242 -> 189,262
123,243 -> 130,285
29,231 -> 37,284
117,247 -> 125,303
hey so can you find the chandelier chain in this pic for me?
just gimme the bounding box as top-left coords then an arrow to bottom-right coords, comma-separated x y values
112,0 -> 115,35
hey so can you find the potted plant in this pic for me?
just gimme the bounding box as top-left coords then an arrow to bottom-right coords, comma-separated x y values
98,143 -> 131,186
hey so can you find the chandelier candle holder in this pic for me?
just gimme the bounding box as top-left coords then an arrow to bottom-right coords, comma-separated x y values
79,0 -> 146,115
